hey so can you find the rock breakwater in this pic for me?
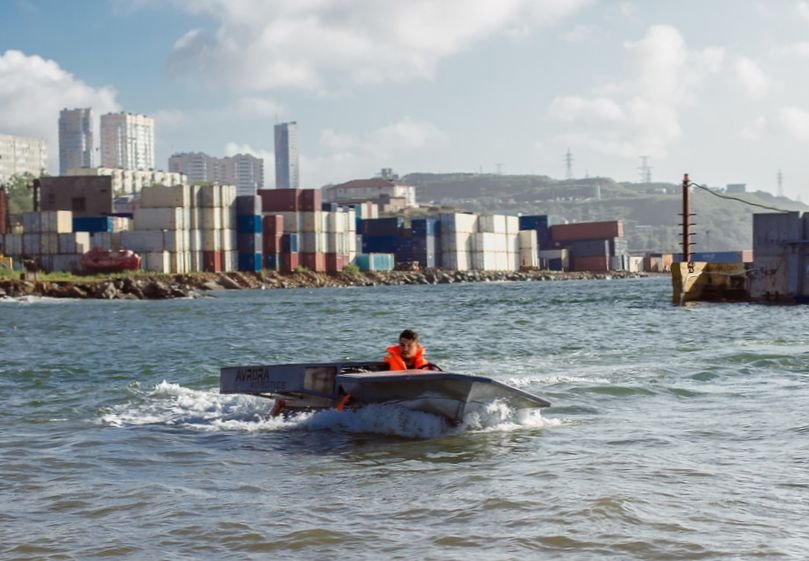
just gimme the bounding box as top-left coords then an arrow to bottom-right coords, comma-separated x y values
0,269 -> 648,300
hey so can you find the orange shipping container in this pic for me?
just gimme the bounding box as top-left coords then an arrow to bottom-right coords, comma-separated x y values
300,252 -> 327,272
571,255 -> 610,272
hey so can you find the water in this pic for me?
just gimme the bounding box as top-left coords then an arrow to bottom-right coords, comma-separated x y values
2,277 -> 808,560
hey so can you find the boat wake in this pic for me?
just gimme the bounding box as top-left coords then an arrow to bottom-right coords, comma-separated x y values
99,381 -> 558,439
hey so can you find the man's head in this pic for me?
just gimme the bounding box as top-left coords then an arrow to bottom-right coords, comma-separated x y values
398,329 -> 420,358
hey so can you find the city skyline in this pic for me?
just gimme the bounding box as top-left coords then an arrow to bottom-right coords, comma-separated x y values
3,2 -> 809,199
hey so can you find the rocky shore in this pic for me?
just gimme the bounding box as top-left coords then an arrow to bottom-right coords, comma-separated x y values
0,269 -> 650,300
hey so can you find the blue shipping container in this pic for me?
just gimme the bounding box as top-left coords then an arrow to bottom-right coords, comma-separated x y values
72,216 -> 113,233
362,235 -> 397,253
281,233 -> 299,253
238,252 -> 262,272
236,195 -> 262,216
354,253 -> 395,272
412,217 -> 439,236
360,217 -> 404,237
265,254 -> 280,270
237,215 -> 263,234
237,232 -> 262,253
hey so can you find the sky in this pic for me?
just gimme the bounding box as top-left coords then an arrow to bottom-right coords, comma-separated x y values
2,0 -> 809,200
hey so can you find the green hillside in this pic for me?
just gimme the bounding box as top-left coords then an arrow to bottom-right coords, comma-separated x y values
404,173 -> 808,253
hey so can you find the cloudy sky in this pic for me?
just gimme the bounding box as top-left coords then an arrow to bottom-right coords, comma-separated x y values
2,0 -> 809,200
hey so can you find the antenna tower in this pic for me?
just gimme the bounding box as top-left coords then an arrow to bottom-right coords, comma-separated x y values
777,169 -> 783,197
638,156 -> 652,183
565,148 -> 573,180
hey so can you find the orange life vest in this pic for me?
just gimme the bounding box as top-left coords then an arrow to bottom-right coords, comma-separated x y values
384,345 -> 428,371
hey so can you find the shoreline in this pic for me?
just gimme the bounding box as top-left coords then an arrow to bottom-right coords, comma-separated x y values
0,269 -> 657,300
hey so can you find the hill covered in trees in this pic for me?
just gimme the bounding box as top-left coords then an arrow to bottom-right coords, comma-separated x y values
404,172 -> 808,253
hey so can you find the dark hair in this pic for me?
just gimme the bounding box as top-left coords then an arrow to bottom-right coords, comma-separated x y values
399,329 -> 419,341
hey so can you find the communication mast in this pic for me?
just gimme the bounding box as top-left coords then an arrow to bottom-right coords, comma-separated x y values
565,148 -> 573,180
638,156 -> 652,183
777,169 -> 783,197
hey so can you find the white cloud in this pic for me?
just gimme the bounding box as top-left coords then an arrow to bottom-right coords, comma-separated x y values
740,116 -> 768,141
778,106 -> 809,142
797,1 -> 809,23
166,0 -> 591,91
734,56 -> 773,99
547,25 -> 723,159
777,41 -> 809,56
0,49 -> 120,174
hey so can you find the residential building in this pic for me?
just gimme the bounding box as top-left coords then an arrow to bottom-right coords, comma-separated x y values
324,175 -> 418,211
66,167 -> 186,195
100,112 -> 155,170
59,108 -> 93,174
40,176 -> 114,216
274,121 -> 299,188
168,152 -> 263,195
0,133 -> 48,182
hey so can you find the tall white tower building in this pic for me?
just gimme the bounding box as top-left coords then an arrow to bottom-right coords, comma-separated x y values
58,108 -> 93,174
274,121 -> 299,189
100,112 -> 155,170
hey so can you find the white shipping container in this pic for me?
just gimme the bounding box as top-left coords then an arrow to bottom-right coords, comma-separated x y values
190,250 -> 202,273
142,251 -> 172,273
506,252 -> 517,271
440,251 -> 471,271
140,185 -> 191,208
220,229 -> 237,252
223,250 -> 238,272
163,230 -> 187,252
170,251 -> 191,274
134,207 -> 184,230
40,210 -> 73,234
505,215 -> 519,235
440,213 -> 478,234
474,232 -> 508,253
220,204 -> 236,230
221,185 -> 237,209
300,232 -> 327,253
478,214 -> 507,234
122,230 -> 165,252
301,211 -> 324,233
471,251 -> 499,271
347,209 -> 357,233
197,185 -> 222,208
198,207 -> 222,230
202,229 -> 222,251
277,212 -> 301,232
442,232 -> 474,253
58,232 -> 91,254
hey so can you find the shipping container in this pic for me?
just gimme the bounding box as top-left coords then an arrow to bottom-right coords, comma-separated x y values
362,235 -> 397,253
753,212 -> 803,257
142,251 -> 172,273
196,185 -> 223,208
440,213 -> 478,234
551,220 -> 624,242
263,214 -> 283,235
134,207 -> 185,230
412,217 -> 440,236
50,254 -> 82,273
322,202 -> 340,212
360,217 -> 403,237
354,253 -> 394,272
440,251 -> 471,271
281,233 -> 299,253
236,195 -> 262,216
300,232 -> 327,253
140,185 -> 190,208
281,252 -> 300,273
673,251 -> 752,263
237,232 -> 262,254
300,252 -> 327,272
57,232 -> 91,254
237,215 -> 262,234
567,239 -> 610,258
276,211 -> 301,232
478,214 -> 508,233
538,248 -> 569,271
264,253 -> 280,271
198,207 -> 222,230
203,250 -> 223,273
122,230 -> 165,252
258,188 -> 300,212
237,252 -> 262,272
325,253 -> 349,272
263,233 -> 282,254
299,189 -> 322,212
571,255 -> 610,272
72,216 -> 113,233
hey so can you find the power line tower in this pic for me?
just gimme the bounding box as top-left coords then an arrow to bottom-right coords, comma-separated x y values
777,169 -> 783,197
638,156 -> 652,183
565,148 -> 573,180
495,162 -> 504,175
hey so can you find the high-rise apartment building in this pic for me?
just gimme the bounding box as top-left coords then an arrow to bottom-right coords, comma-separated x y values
168,152 -> 264,196
100,112 -> 155,170
274,121 -> 299,188
0,133 -> 48,182
58,108 -> 93,174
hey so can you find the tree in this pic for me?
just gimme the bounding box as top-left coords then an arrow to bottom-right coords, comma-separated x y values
2,172 -> 38,215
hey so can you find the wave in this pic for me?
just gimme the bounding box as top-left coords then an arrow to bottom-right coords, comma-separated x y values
98,381 -> 557,439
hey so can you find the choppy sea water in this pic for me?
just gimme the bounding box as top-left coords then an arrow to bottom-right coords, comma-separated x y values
1,277 -> 808,560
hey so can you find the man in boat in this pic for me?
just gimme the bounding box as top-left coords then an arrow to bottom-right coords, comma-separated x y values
384,329 -> 438,371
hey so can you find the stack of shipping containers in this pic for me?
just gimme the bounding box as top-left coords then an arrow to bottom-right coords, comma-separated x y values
440,213 -> 478,271
549,220 -> 626,272
236,194 -> 262,272
124,185 -> 190,273
0,210 -> 89,272
193,184 -> 237,273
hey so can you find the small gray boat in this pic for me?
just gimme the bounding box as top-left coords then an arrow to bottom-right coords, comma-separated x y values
220,361 -> 551,423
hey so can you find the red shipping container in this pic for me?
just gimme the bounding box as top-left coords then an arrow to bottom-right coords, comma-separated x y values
299,189 -> 322,212
258,189 -> 300,212
571,256 -> 610,272
281,252 -> 300,274
551,221 -> 624,242
262,214 -> 284,235
202,250 -> 223,273
0,187 -> 7,235
263,232 -> 283,254
300,252 -> 327,272
326,253 -> 350,272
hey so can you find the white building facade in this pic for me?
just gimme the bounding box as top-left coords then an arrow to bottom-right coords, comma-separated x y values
66,167 -> 186,195
274,121 -> 299,189
59,108 -> 93,174
169,152 -> 264,196
0,133 -> 48,182
100,112 -> 155,170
